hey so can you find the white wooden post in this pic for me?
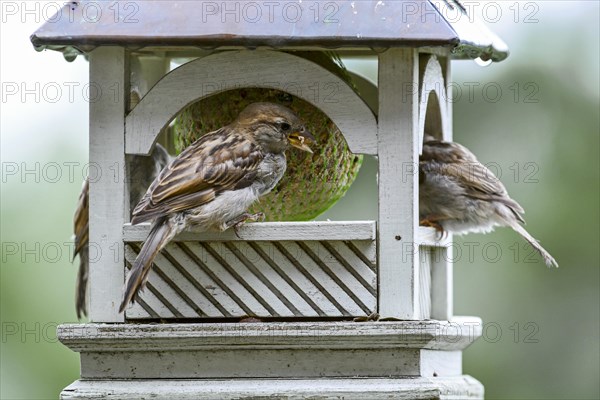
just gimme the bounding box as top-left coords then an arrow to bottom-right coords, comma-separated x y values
430,53 -> 454,321
443,53 -> 453,137
88,47 -> 129,322
378,48 -> 421,319
413,52 -> 454,321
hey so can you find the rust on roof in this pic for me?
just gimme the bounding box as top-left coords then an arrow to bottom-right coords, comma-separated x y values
31,0 -> 508,62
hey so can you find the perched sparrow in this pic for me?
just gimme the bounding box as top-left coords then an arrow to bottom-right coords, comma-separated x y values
419,135 -> 558,267
73,144 -> 171,318
174,53 -> 361,223
119,102 -> 315,312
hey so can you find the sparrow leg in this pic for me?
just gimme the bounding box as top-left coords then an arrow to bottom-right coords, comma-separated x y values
226,212 -> 266,238
419,217 -> 447,240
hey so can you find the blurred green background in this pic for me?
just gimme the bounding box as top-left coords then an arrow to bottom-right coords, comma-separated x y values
1,2 -> 598,399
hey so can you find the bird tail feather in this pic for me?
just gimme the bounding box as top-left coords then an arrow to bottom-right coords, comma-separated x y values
75,246 -> 89,319
510,222 -> 558,268
119,218 -> 173,312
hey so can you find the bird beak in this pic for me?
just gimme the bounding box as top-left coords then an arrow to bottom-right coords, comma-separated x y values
288,129 -> 316,153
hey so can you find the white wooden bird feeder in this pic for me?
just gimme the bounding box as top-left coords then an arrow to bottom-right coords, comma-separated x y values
32,1 -> 508,398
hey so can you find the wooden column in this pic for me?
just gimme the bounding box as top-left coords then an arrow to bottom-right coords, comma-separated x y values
415,52 -> 454,321
378,48 -> 421,319
431,240 -> 453,320
430,52 -> 454,321
88,47 -> 129,322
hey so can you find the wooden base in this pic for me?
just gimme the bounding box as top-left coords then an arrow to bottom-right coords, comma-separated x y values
61,377 -> 484,399
58,318 -> 483,399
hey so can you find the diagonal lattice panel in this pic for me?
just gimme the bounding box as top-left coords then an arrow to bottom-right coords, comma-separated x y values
124,240 -> 377,319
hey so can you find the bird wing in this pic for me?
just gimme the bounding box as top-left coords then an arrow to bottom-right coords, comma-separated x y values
73,178 -> 89,258
131,127 -> 263,224
422,139 -> 525,219
73,178 -> 90,318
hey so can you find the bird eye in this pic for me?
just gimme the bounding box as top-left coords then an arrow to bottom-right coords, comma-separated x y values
279,122 -> 291,132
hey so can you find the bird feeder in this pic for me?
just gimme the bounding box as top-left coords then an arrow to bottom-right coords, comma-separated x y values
32,1 -> 508,398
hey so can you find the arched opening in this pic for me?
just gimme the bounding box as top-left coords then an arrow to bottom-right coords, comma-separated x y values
418,55 -> 449,149
126,50 -> 377,156
424,91 -> 444,140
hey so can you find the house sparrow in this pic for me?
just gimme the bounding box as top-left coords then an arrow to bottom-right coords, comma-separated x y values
419,135 -> 558,267
174,53 -> 361,223
73,144 -> 172,318
119,102 -> 315,312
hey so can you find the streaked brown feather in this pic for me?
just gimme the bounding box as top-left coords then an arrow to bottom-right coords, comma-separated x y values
73,178 -> 89,319
422,138 -> 525,221
72,144 -> 172,318
73,179 -> 89,259
131,127 -> 264,225
420,135 -> 556,267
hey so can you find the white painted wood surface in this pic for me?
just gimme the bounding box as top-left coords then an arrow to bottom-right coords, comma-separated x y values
431,243 -> 453,321
418,54 -> 450,151
421,350 -> 462,377
121,220 -> 448,319
444,54 -> 453,139
348,59 -> 453,321
378,48 -> 421,319
123,221 -> 376,242
78,348 -> 422,378
61,376 -> 484,400
88,47 -> 128,322
125,222 -> 446,247
425,50 -> 454,321
129,55 -> 173,151
58,318 -> 482,352
419,247 -> 432,319
126,50 -> 377,155
57,319 -> 481,381
123,239 -> 377,319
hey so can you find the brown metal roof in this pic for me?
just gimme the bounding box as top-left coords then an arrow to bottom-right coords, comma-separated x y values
31,0 -> 508,62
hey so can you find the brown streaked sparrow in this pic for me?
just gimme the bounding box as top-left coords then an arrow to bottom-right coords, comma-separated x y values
73,143 -> 172,319
419,135 -> 558,267
174,52 -> 361,223
119,102 -> 315,312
